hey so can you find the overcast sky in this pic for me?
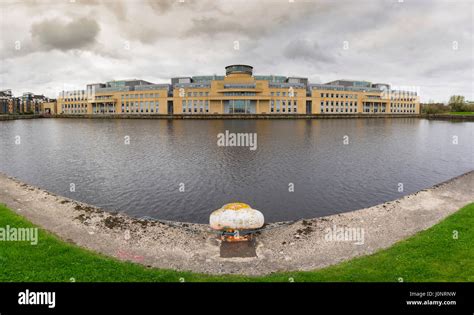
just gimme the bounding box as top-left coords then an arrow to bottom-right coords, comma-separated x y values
0,0 -> 472,102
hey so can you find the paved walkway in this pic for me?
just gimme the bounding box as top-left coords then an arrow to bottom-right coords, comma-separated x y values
1,171 -> 473,275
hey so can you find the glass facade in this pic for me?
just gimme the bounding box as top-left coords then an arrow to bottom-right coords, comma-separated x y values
225,65 -> 253,76
224,100 -> 256,114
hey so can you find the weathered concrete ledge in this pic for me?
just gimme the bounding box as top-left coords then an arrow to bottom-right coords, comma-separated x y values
0,171 -> 473,275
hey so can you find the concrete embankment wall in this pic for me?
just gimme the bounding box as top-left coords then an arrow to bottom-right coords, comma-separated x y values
2,113 -> 473,121
0,114 -> 38,121
421,114 -> 474,121
51,113 -> 423,120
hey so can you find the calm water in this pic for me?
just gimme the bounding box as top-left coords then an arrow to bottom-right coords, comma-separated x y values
0,118 -> 472,223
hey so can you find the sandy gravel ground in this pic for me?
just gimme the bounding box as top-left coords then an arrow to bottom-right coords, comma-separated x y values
0,171 -> 473,275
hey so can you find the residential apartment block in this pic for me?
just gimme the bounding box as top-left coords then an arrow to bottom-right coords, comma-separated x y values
0,89 -> 50,115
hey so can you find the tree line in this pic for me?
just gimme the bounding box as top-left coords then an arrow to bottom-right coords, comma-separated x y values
421,95 -> 474,114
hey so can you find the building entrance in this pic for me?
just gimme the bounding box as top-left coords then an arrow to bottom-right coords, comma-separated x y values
224,100 -> 256,114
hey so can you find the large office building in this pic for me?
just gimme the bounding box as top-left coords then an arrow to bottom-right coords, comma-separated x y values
57,65 -> 420,115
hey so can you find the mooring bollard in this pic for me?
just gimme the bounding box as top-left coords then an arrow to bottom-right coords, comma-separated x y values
209,203 -> 264,242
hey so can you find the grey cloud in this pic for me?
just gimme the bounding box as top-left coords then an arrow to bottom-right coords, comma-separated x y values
422,59 -> 473,78
31,17 -> 100,51
185,17 -> 246,37
147,0 -> 175,13
283,39 -> 335,64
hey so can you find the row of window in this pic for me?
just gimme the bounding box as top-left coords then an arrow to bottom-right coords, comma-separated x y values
320,106 -> 416,114
121,101 -> 159,113
62,108 -> 87,114
390,103 -> 416,108
271,91 -> 298,97
320,93 -> 357,99
62,103 -> 87,109
62,94 -> 88,102
271,100 -> 298,106
270,100 -> 298,113
92,104 -> 116,114
186,92 -> 210,97
224,92 -> 256,96
63,98 -> 87,102
364,108 -> 387,113
181,100 -> 210,113
322,108 -> 359,113
121,93 -> 160,100
390,97 -> 416,101
321,101 -> 358,107
392,109 -> 417,113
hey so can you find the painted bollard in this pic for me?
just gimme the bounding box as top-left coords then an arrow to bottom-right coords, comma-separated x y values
209,203 -> 264,242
